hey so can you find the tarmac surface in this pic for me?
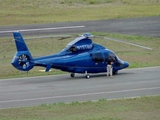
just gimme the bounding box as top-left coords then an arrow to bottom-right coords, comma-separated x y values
0,16 -> 160,38
0,67 -> 160,109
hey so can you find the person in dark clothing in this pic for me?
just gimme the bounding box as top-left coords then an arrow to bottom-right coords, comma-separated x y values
106,56 -> 114,77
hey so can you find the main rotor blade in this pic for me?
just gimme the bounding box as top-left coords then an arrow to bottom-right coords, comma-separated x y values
23,35 -> 73,40
96,36 -> 152,50
23,33 -> 92,40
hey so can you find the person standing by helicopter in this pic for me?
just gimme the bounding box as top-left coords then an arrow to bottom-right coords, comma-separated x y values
106,56 -> 114,77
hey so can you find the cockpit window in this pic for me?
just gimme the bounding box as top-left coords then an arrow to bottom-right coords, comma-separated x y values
109,52 -> 117,62
104,51 -> 117,62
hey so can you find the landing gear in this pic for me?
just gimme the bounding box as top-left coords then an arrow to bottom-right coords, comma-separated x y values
85,71 -> 90,79
70,71 -> 90,79
113,71 -> 118,75
85,74 -> 90,79
70,72 -> 75,78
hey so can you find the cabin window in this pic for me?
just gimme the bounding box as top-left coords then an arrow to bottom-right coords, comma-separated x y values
91,52 -> 104,62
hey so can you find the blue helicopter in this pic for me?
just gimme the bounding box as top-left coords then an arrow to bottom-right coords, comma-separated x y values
11,32 -> 152,78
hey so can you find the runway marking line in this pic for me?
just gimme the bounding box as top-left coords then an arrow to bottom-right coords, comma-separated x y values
0,86 -> 160,104
0,26 -> 85,33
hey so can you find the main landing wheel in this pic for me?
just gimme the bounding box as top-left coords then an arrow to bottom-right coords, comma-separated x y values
70,73 -> 75,78
85,74 -> 90,79
85,71 -> 90,79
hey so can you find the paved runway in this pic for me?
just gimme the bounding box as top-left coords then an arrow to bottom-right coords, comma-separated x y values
0,16 -> 160,38
0,67 -> 160,109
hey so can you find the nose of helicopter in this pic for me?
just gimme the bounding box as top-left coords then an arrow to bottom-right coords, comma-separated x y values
124,61 -> 129,68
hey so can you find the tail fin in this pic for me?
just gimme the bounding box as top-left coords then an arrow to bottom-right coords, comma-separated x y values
13,31 -> 29,51
12,32 -> 34,71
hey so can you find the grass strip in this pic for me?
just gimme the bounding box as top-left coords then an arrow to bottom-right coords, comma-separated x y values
0,95 -> 160,120
0,0 -> 160,26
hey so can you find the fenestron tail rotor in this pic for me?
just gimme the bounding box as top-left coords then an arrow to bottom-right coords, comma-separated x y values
18,54 -> 30,69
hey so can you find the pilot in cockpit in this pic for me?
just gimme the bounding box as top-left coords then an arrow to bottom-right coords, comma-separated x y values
69,46 -> 76,52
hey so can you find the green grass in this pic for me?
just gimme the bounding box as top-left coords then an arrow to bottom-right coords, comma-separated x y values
0,0 -> 160,26
0,32 -> 160,79
0,95 -> 160,120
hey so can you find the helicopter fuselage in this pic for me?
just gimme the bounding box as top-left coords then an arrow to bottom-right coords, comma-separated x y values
33,43 -> 129,74
12,32 -> 129,78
